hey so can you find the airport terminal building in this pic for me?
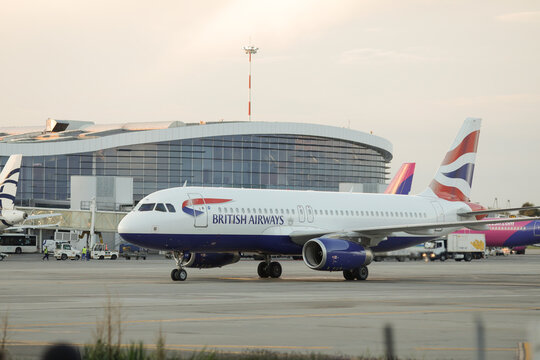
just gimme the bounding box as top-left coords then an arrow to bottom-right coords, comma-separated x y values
0,119 -> 393,209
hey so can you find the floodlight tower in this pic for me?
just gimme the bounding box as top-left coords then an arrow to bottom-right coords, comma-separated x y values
243,45 -> 258,121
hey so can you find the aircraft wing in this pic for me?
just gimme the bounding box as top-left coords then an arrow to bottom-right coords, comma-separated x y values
26,213 -> 62,220
458,205 -> 540,217
288,216 -> 540,245
353,216 -> 540,236
6,223 -> 61,231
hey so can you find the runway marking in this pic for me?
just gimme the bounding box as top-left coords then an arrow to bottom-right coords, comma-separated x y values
8,306 -> 540,330
416,347 -> 516,352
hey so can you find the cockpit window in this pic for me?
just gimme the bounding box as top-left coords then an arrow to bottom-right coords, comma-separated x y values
139,203 -> 155,211
155,203 -> 167,212
166,204 -> 176,213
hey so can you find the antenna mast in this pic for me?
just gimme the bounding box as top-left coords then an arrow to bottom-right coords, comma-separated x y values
242,45 -> 259,121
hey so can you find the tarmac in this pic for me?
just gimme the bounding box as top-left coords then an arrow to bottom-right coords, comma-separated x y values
1,251 -> 540,359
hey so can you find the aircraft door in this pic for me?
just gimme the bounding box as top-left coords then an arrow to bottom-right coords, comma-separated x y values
306,205 -> 314,223
187,193 -> 208,228
297,205 -> 306,223
534,221 -> 540,237
430,201 -> 445,232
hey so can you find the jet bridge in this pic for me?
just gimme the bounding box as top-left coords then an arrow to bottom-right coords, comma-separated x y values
17,206 -> 127,250
18,207 -> 127,233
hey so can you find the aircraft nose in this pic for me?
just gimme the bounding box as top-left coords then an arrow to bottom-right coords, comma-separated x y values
117,213 -> 132,237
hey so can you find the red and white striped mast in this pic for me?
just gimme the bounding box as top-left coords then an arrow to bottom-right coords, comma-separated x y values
242,45 -> 258,121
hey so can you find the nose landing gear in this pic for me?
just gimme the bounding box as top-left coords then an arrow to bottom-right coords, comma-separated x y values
171,251 -> 188,281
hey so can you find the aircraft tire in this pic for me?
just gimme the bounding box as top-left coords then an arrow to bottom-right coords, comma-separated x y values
354,266 -> 369,281
177,269 -> 187,281
257,262 -> 269,278
343,269 -> 355,281
268,262 -> 282,278
171,269 -> 179,281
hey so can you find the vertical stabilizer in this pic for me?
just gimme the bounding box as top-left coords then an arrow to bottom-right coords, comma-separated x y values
421,118 -> 481,202
384,163 -> 415,195
0,155 -> 22,210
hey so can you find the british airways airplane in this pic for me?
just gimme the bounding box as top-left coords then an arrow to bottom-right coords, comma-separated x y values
118,118 -> 540,281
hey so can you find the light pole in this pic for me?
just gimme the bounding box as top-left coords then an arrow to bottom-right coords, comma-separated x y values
242,45 -> 258,121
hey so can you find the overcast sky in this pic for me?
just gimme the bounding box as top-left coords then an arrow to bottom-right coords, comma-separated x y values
1,0 -> 539,207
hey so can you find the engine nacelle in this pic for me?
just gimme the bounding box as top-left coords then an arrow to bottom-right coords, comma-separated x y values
302,238 -> 373,271
1,209 -> 28,225
183,252 -> 241,269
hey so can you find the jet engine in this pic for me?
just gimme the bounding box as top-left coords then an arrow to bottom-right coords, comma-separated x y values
183,252 -> 241,269
1,209 -> 28,225
302,238 -> 373,271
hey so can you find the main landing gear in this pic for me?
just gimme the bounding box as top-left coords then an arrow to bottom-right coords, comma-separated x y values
171,251 -> 188,281
257,256 -> 282,279
342,265 -> 369,281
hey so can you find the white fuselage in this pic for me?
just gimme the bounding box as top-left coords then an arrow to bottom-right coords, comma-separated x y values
118,186 -> 469,254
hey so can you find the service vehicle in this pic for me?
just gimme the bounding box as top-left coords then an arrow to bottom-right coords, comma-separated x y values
373,244 -> 425,262
425,233 -> 486,261
0,234 -> 38,254
90,244 -> 118,260
119,244 -> 147,260
54,243 -> 81,260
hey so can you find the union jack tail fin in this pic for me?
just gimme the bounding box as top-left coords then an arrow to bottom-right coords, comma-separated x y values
384,163 -> 415,195
420,118 -> 481,202
0,155 -> 22,210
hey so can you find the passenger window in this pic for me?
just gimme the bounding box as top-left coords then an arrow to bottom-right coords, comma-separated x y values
166,204 -> 176,212
139,203 -> 155,211
286,209 -> 290,214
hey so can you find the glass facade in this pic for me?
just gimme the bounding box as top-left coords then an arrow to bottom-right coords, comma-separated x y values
5,134 -> 389,207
